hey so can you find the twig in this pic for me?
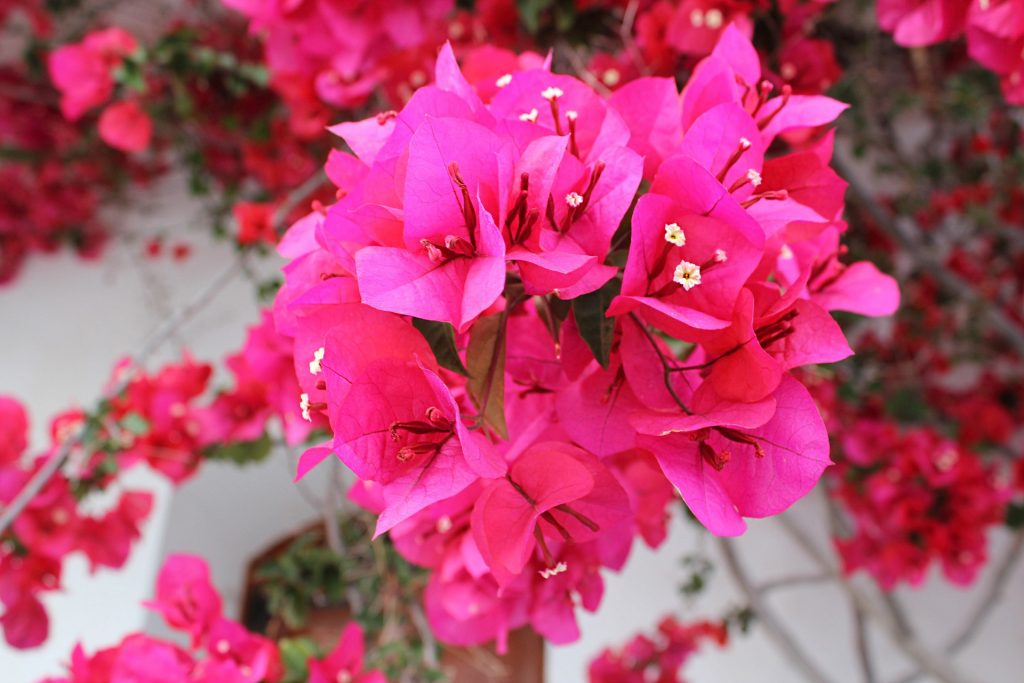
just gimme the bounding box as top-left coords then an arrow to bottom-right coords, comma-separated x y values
948,527 -> 1024,652
834,149 -> 1024,358
408,601 -> 441,670
853,599 -> 878,683
717,537 -> 836,683
777,515 -> 979,683
757,572 -> 833,593
891,527 -> 1024,683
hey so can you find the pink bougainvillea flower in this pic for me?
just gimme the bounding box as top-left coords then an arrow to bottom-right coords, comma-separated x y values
607,449 -> 677,549
109,634 -> 193,683
0,594 -> 48,649
667,3 -> 755,58
0,395 -> 28,465
877,0 -> 969,47
302,304 -> 504,533
233,202 -> 277,246
47,27 -> 137,120
97,100 -> 153,153
204,617 -> 282,683
471,442 -> 630,585
639,376 -> 830,535
76,490 -> 153,571
607,155 -> 765,339
143,553 -> 222,646
356,117 -> 508,332
308,622 -> 387,683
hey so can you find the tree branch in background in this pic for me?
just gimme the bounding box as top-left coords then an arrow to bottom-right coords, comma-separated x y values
717,537 -> 836,683
776,515 -> 979,683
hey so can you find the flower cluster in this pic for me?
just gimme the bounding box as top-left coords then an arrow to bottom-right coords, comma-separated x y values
877,0 -> 1024,103
0,310 -> 311,649
48,27 -> 151,151
38,553 -> 387,683
277,29 -> 896,650
221,0 -> 455,116
587,615 -> 727,683
831,420 -> 1009,589
0,395 -> 153,649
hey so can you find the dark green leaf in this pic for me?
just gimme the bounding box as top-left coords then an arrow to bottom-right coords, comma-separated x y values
1007,502 -> 1024,529
572,278 -> 621,368
205,433 -> 274,466
466,315 -> 508,439
517,0 -> 553,33
412,318 -> 468,376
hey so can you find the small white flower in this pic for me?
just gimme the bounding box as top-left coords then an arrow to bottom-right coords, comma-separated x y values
739,136 -> 752,150
714,248 -> 728,263
541,86 -> 564,101
565,192 -> 584,208
309,346 -> 325,375
566,110 -> 579,121
664,222 -> 686,246
496,73 -> 513,88
300,393 -> 312,422
539,562 -> 569,579
689,8 -> 704,27
519,108 -> 539,123
436,515 -> 453,533
746,168 -> 763,188
601,68 -> 621,87
780,244 -> 794,260
216,640 -> 230,655
673,260 -> 702,290
705,8 -> 724,28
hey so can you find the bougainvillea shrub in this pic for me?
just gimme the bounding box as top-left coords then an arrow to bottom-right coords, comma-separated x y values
2,0 -> 1023,680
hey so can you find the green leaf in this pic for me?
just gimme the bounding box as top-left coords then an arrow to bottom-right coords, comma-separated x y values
572,278 -> 621,368
120,412 -> 150,436
412,318 -> 468,376
1007,502 -> 1024,529
466,314 -> 508,439
517,0 -> 553,33
278,637 -> 318,683
205,433 -> 274,466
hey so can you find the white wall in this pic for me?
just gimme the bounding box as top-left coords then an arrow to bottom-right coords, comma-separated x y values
2,175 -> 1022,683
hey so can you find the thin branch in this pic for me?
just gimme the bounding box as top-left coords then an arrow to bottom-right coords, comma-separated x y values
948,527 -> 1024,652
777,515 -> 979,683
408,601 -> 440,670
853,599 -> 879,683
717,537 -> 836,683
757,572 -> 833,593
834,149 -> 1024,357
891,527 -> 1024,683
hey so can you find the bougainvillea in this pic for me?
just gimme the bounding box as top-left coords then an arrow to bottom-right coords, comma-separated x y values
38,553 -> 386,683
279,29 -> 897,650
4,0 -> 1024,680
587,615 -> 728,683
